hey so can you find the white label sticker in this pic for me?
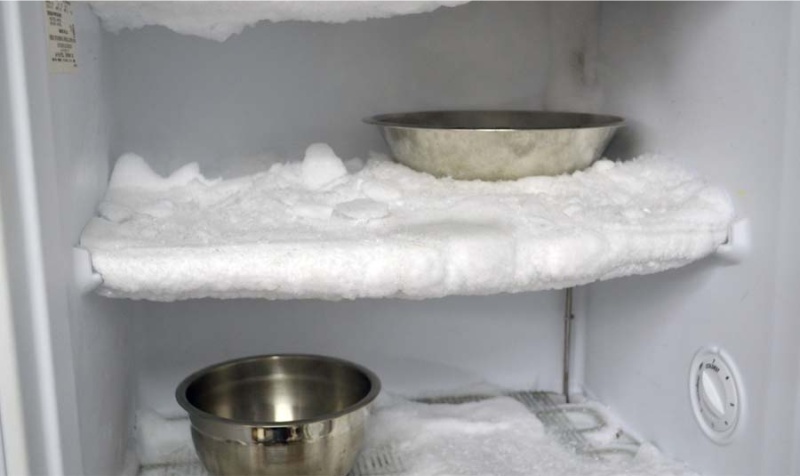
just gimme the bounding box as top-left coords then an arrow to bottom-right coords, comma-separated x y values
45,1 -> 77,73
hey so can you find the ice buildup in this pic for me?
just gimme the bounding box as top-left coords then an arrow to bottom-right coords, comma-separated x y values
301,143 -> 348,190
80,146 -> 735,301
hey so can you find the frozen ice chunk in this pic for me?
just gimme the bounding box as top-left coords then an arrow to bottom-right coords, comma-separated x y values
362,180 -> 403,202
301,143 -> 348,190
291,200 -> 334,220
109,153 -> 217,191
167,162 -> 216,187
108,153 -> 169,191
98,202 -> 133,223
335,199 -> 390,220
592,159 -> 616,173
344,157 -> 365,173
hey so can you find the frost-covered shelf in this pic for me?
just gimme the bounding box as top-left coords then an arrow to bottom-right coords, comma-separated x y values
136,391 -> 696,476
79,146 -> 734,302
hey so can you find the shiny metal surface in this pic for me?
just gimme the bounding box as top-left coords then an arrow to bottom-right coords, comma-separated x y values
176,354 -> 381,476
364,110 -> 624,180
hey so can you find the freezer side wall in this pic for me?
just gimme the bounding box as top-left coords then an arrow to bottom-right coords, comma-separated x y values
0,4 -> 55,472
586,3 -> 794,475
0,3 -> 108,473
767,4 -> 800,474
47,3 -> 135,475
98,2 -> 574,416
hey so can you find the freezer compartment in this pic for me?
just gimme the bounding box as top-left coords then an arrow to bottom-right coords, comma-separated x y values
4,2 -> 800,476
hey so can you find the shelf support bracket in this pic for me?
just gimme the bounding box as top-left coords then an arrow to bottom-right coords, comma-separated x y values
562,287 -> 575,403
73,247 -> 103,294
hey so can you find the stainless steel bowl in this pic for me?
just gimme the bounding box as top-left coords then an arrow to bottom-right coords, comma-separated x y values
364,110 -> 624,180
176,354 -> 381,476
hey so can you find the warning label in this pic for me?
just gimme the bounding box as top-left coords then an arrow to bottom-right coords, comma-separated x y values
45,1 -> 77,73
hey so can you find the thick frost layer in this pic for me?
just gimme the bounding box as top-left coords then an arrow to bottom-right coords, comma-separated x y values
138,396 -> 696,476
90,1 -> 467,41
365,397 -> 695,476
136,411 -> 195,467
80,145 -> 734,301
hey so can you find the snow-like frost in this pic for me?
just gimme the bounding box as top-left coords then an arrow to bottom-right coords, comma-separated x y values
90,2 -> 468,41
138,395 -> 698,476
80,147 -> 734,301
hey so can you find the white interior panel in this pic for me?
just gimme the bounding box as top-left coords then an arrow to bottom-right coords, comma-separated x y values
765,4 -> 800,474
586,3 -> 796,475
104,1 -> 550,175
0,6 -> 30,474
135,292 -> 564,417
2,3 -> 80,473
0,413 -> 5,476
42,3 -> 134,475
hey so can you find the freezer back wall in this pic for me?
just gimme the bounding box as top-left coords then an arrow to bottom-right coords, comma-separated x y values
101,2 -> 576,418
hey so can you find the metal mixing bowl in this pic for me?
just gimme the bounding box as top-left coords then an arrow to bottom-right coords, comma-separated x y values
176,354 -> 381,476
364,110 -> 624,180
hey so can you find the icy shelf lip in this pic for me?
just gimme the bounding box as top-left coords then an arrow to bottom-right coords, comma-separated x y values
79,150 -> 735,302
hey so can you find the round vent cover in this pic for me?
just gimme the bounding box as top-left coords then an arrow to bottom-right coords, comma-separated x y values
689,347 -> 744,444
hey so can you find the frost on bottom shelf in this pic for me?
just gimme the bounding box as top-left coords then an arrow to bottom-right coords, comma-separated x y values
80,144 -> 734,301
137,395 -> 697,476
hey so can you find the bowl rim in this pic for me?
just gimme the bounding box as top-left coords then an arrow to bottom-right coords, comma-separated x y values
362,109 -> 625,131
175,353 -> 382,427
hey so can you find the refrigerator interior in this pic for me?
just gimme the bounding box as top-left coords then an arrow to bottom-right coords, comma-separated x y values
1,1 -> 799,475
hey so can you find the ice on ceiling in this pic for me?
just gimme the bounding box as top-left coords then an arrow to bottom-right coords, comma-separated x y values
90,1 -> 468,41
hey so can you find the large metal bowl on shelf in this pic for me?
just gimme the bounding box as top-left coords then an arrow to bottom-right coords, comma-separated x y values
176,354 -> 381,476
364,110 -> 624,180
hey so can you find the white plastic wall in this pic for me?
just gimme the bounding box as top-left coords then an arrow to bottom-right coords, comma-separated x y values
764,5 -> 800,474
1,3 -> 134,475
0,6 -> 31,473
0,415 -> 5,476
584,2 -> 800,475
105,2 -> 551,175
100,2 -> 577,417
50,4 -> 136,475
1,2 -> 80,473
134,294 -> 568,416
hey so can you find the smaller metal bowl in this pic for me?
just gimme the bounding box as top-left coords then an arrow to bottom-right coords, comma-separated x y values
364,110 -> 624,180
176,354 -> 381,476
